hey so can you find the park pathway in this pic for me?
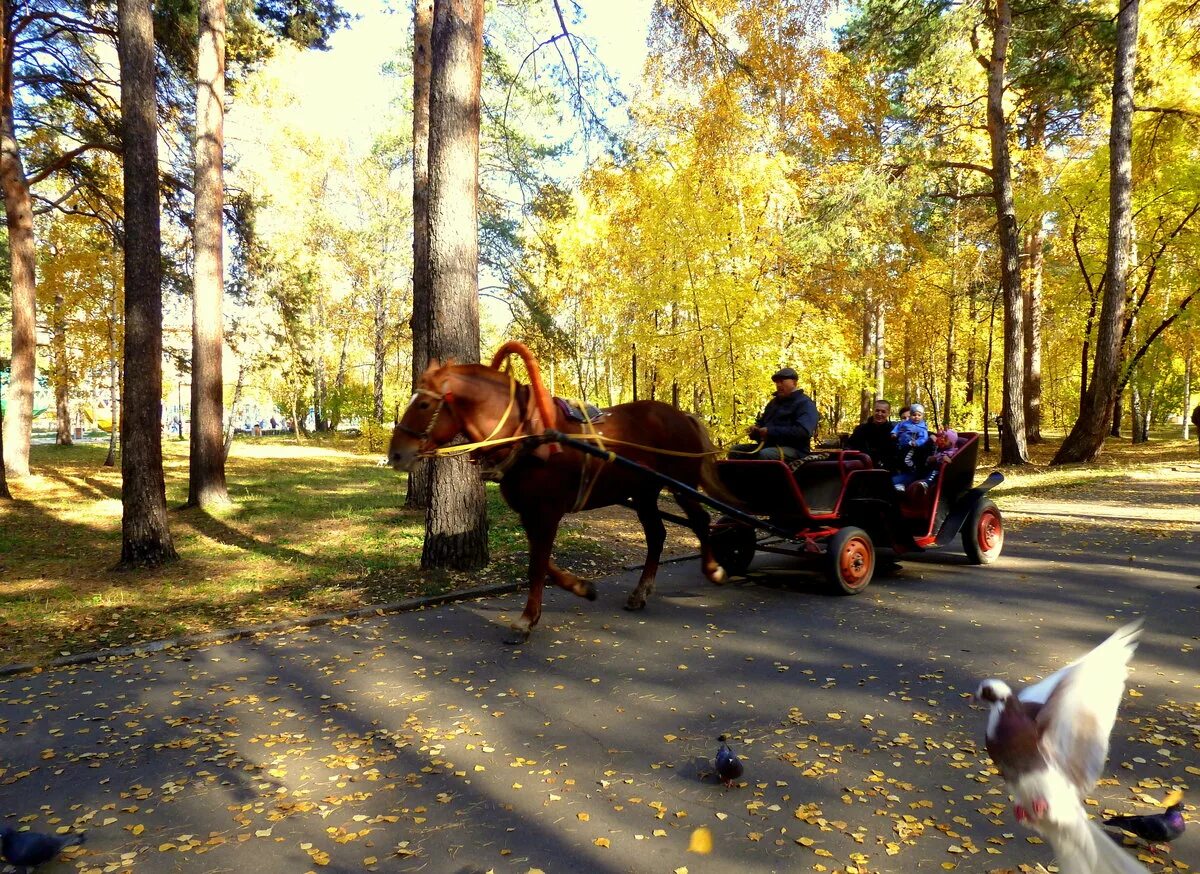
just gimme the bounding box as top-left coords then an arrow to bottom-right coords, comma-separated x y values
1,468 -> 1197,874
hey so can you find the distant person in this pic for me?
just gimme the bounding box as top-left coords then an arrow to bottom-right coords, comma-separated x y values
270,416 -> 278,430
729,367 -> 819,461
847,399 -> 894,468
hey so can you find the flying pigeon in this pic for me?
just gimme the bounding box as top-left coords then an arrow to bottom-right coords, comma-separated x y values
1105,791 -> 1186,847
0,827 -> 86,871
715,735 -> 744,787
974,619 -> 1147,874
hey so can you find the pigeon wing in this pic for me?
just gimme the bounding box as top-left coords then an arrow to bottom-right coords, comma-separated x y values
1034,620 -> 1142,794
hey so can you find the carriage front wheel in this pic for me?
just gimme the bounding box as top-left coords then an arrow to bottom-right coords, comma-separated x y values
710,518 -> 757,577
825,526 -> 874,595
962,498 -> 1004,564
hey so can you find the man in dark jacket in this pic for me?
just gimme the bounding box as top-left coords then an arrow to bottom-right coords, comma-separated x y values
730,367 -> 819,460
847,399 -> 894,468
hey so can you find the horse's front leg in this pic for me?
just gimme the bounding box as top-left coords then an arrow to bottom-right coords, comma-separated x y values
506,513 -> 559,645
675,492 -> 726,584
627,492 -> 666,611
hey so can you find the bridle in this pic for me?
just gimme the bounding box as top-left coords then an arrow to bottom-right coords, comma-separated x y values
395,372 -> 520,458
394,386 -> 454,454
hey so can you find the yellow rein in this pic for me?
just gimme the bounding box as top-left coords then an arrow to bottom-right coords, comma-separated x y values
422,374 -> 722,460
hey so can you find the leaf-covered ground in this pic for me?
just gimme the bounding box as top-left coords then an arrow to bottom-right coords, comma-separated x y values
0,463 -> 1195,873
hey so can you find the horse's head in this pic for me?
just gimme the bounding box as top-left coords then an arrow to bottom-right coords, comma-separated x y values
388,360 -> 463,471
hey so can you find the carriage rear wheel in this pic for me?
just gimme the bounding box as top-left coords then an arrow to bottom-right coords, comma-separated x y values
963,498 -> 1004,564
825,526 -> 874,595
710,518 -> 757,577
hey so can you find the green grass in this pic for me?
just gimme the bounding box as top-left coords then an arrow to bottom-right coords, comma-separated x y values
0,436 -> 571,666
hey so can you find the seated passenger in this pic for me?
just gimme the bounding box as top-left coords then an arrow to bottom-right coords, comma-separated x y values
890,403 -> 930,490
847,399 -> 894,468
911,428 -> 959,493
729,367 -> 818,461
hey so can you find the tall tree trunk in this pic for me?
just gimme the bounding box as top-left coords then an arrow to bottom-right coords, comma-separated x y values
1184,357 -> 1192,441
942,292 -> 956,427
312,296 -> 327,432
1,97 -> 36,477
1022,105 -> 1047,444
984,0 -> 1029,465
421,0 -> 488,571
187,0 -> 229,508
117,0 -> 178,567
222,363 -> 244,461
1052,0 -> 1139,464
52,292 -> 73,446
860,292 -> 872,421
873,300 -> 885,405
373,282 -> 387,423
105,247 -> 121,468
406,0 -> 434,510
0,394 -> 10,499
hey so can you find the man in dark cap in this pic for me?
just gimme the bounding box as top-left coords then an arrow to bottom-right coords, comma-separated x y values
730,367 -> 819,460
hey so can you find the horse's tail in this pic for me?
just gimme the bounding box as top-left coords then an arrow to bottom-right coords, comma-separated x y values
490,341 -> 557,434
686,414 -> 744,511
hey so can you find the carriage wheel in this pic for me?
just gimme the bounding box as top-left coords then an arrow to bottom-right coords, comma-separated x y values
710,518 -> 757,577
963,498 -> 1004,564
825,526 -> 874,595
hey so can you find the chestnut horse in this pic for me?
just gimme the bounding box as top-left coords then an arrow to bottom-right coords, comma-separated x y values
388,342 -> 734,643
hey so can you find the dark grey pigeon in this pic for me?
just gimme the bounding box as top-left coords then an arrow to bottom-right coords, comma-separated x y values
0,828 -> 86,872
715,735 -> 743,787
1105,799 -> 1186,846
974,619 -> 1147,874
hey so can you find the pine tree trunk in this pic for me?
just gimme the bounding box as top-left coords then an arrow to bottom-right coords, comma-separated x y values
406,0 -> 434,510
117,0 -> 178,568
985,0 -> 1029,465
187,0 -> 229,508
1052,0 -> 1139,464
1,97 -> 36,478
873,301 -> 885,406
421,0 -> 488,571
105,252 -> 121,468
52,293 -> 74,446
1023,224 -> 1045,443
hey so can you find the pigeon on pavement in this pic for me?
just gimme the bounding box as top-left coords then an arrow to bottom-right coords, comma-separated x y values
1105,792 -> 1186,846
715,735 -> 744,787
974,619 -> 1147,874
0,827 -> 86,871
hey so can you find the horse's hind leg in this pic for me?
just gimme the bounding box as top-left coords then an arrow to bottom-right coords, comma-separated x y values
627,492 -> 666,611
547,559 -> 597,601
674,491 -> 726,584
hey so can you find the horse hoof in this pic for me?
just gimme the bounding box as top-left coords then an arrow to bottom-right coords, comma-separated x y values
504,627 -> 531,646
709,565 -> 727,585
624,597 -> 646,611
582,580 -> 598,601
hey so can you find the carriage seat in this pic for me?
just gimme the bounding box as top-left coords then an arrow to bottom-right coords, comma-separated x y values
716,451 -> 872,519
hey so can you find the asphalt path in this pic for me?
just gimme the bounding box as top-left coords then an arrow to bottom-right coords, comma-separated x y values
1,470 -> 1197,874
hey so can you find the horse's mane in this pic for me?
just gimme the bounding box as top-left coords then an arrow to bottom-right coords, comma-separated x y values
489,341 -> 557,434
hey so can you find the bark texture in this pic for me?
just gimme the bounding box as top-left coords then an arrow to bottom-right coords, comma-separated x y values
406,0 -> 434,510
984,0 -> 1029,464
117,0 -> 178,567
1,94 -> 36,477
187,0 -> 229,507
421,0 -> 488,571
1052,0 -> 1140,464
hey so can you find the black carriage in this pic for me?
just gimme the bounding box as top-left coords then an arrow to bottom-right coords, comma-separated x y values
708,431 -> 1004,593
